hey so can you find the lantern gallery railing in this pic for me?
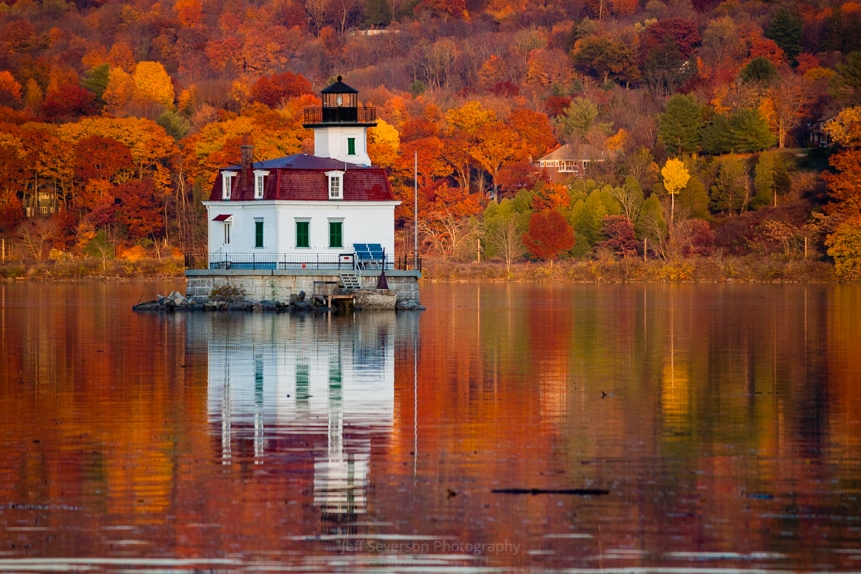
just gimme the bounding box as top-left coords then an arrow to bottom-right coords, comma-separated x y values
303,106 -> 377,125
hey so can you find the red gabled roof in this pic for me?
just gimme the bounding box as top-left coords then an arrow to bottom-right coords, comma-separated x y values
210,154 -> 395,202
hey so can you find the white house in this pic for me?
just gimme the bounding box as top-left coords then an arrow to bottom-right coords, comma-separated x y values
203,77 -> 399,270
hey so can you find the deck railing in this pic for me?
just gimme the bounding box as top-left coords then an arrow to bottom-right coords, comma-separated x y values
185,251 -> 421,272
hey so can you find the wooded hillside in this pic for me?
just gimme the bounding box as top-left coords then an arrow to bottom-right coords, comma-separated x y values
1,0 -> 860,277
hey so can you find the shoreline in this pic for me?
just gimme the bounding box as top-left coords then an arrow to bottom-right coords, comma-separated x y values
0,255 -> 848,284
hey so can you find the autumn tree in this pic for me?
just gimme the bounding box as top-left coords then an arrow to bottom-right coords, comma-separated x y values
0,72 -> 23,108
522,209 -> 575,265
710,156 -> 749,215
760,72 -> 812,148
114,178 -> 164,241
484,197 -> 529,276
823,106 -> 861,216
661,157 -> 690,225
74,135 -> 134,210
599,215 -> 638,257
571,35 -> 638,86
473,121 -> 520,201
250,72 -> 312,107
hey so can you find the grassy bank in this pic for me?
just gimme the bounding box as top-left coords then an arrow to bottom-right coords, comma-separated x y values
422,256 -> 838,283
0,255 -> 841,283
0,256 -> 186,280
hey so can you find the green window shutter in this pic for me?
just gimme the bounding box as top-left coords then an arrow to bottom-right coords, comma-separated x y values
255,220 -> 264,248
329,221 -> 343,248
296,221 -> 309,248
347,138 -> 356,155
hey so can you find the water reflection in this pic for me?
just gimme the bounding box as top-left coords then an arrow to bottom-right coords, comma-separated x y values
1,282 -> 861,571
193,313 -> 401,530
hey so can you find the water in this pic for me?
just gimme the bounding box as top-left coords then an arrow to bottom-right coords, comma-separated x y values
0,281 -> 860,571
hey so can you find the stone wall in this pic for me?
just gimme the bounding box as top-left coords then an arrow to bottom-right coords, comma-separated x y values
185,270 -> 421,308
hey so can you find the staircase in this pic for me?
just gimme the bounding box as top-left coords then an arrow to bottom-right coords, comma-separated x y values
339,273 -> 361,290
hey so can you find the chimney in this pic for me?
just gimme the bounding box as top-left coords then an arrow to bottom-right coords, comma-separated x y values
240,145 -> 253,190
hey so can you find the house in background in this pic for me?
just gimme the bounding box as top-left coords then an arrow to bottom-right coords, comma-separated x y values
185,77 -> 422,309
535,143 -> 613,182
808,116 -> 832,148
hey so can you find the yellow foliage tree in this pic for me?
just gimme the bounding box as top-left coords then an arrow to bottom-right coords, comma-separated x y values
661,157 -> 690,225
368,118 -> 400,169
825,106 -> 861,149
102,67 -> 135,115
132,61 -> 175,110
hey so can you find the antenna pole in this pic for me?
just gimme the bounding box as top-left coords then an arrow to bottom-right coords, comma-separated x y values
414,150 -> 418,269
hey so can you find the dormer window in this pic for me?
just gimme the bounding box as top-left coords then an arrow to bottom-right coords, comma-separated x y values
221,171 -> 236,200
253,169 -> 269,199
326,170 -> 344,200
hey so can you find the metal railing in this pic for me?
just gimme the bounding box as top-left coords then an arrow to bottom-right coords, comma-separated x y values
184,251 -> 421,272
303,106 -> 377,125
204,252 -> 397,271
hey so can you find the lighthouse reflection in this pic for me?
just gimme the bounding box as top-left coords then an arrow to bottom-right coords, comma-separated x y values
196,312 -> 406,525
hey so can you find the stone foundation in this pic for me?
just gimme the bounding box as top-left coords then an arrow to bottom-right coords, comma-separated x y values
185,269 -> 422,309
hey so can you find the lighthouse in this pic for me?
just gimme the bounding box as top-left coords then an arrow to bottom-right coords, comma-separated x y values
302,76 -> 377,166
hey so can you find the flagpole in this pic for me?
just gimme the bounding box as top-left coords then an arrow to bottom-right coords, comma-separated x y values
414,150 -> 418,269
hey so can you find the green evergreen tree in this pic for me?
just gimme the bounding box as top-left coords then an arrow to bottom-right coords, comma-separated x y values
658,94 -> 704,156
765,8 -> 803,62
729,108 -> 776,153
679,175 -> 711,219
740,56 -> 778,84
82,63 -> 110,104
832,52 -> 861,106
700,114 -> 733,155
557,97 -> 599,140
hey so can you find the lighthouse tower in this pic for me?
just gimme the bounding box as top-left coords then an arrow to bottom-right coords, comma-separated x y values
302,76 -> 377,166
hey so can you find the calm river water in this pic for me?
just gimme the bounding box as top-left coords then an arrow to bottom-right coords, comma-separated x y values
0,280 -> 860,572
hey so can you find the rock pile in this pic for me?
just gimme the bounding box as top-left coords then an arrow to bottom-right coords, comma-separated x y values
133,290 -> 322,312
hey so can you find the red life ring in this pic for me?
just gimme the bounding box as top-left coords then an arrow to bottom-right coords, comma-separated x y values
301,263 -> 306,268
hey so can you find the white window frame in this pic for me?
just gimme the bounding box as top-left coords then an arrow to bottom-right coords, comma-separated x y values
253,169 -> 269,199
326,170 -> 345,200
222,171 -> 237,200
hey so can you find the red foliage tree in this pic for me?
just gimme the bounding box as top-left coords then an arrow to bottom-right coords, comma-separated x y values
74,135 -> 134,183
114,178 -> 164,240
544,95 -> 572,118
0,190 -> 24,236
42,82 -> 98,122
250,72 -> 313,107
400,118 -> 439,142
599,214 -> 638,257
496,161 -> 548,195
639,17 -> 701,62
522,209 -> 575,263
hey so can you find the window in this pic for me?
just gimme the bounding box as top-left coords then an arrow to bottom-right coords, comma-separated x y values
224,222 -> 231,244
253,170 -> 269,199
347,137 -> 356,156
221,172 -> 236,199
296,220 -> 309,248
329,220 -> 343,248
255,219 -> 264,248
326,170 -> 344,200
